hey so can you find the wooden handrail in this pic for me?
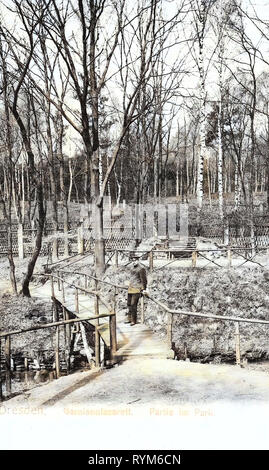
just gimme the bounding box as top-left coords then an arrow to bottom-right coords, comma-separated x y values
58,271 -> 128,291
143,293 -> 269,326
48,271 -> 269,327
0,311 -> 115,338
34,272 -> 100,297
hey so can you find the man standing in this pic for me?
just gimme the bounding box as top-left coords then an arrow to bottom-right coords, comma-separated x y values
126,262 -> 147,326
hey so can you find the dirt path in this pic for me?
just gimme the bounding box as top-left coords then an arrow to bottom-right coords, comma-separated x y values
3,355 -> 269,409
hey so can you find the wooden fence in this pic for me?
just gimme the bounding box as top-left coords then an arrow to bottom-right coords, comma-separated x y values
102,246 -> 269,271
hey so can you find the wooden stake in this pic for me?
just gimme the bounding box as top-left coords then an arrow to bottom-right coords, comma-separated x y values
115,249 -> 119,267
75,288 -> 79,313
64,308 -> 71,347
95,326 -> 101,368
51,275 -> 55,297
52,302 -> 60,379
149,251 -> 154,272
57,271 -> 61,291
67,325 -> 75,373
55,325 -> 60,379
94,280 -> 100,367
184,342 -> 188,360
5,335 -> 11,394
141,294 -> 145,324
113,287 -> 117,312
61,280 -> 65,304
109,313 -> 117,358
235,321 -> 241,366
192,251 -> 197,268
0,338 -> 2,401
167,313 -> 173,348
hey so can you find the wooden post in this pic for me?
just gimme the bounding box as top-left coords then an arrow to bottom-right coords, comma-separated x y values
64,309 -> 72,373
61,280 -> 65,304
63,307 -> 67,344
64,309 -> 71,345
227,248 -> 232,268
235,321 -> 241,366
115,249 -> 119,267
18,223 -> 24,260
184,342 -> 188,361
109,313 -> 117,358
24,357 -> 28,371
95,326 -> 101,368
149,251 -> 154,272
192,251 -> 197,268
51,275 -> 55,297
84,274 -> 87,295
94,280 -> 101,367
53,304 -> 60,379
55,325 -> 60,379
5,335 -> 11,394
165,239 -> 169,259
0,338 -> 2,401
57,271 -> 61,291
167,313 -> 173,349
75,288 -> 79,313
141,294 -> 145,324
113,287 -> 117,312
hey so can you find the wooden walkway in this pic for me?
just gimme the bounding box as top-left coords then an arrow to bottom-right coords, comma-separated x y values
30,278 -> 174,362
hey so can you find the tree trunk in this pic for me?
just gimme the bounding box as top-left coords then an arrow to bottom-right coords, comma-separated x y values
21,183 -> 46,296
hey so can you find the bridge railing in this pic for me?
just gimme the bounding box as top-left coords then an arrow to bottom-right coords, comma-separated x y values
49,273 -> 117,369
0,273 -> 117,402
0,309 -> 116,402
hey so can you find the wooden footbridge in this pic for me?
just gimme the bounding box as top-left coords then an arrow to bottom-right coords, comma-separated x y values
40,272 -> 175,364
0,269 -> 175,399
2,258 -> 269,401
